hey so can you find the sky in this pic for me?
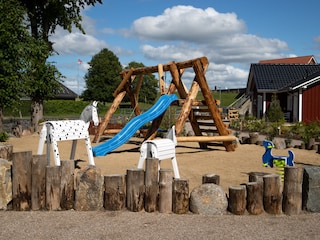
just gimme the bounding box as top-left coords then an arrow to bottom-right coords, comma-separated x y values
48,0 -> 320,95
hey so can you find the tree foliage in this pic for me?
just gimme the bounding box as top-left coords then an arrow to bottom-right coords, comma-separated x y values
20,0 -> 102,47
81,48 -> 123,103
0,0 -> 37,130
124,62 -> 158,104
266,94 -> 284,122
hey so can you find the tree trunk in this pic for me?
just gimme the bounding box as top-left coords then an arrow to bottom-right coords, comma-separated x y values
0,106 -> 3,131
31,100 -> 43,133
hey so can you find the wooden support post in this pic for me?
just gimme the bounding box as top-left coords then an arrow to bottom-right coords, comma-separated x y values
202,174 -> 220,185
31,154 -> 47,210
113,68 -> 133,97
193,59 -> 235,152
46,166 -> 61,210
93,90 -> 127,143
159,169 -> 173,213
172,178 -> 189,214
158,64 -> 165,94
60,160 -> 75,210
228,186 -> 246,215
104,174 -> 126,211
145,158 -> 159,212
282,166 -> 303,215
12,151 -> 32,211
246,182 -> 264,215
263,174 -> 282,214
126,168 -> 145,212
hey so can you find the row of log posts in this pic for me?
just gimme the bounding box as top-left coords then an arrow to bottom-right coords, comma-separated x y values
10,151 -> 304,215
228,167 -> 304,215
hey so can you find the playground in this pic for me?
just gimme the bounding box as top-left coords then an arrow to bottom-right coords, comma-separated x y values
7,133 -> 320,192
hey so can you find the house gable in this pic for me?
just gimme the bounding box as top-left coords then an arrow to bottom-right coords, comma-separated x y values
259,55 -> 317,65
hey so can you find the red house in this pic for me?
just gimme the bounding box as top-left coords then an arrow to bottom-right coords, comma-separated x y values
246,56 -> 320,123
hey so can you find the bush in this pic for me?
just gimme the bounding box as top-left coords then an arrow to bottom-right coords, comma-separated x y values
0,131 -> 9,142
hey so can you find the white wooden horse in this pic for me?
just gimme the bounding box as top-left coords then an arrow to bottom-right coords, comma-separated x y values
37,101 -> 99,166
138,126 -> 180,178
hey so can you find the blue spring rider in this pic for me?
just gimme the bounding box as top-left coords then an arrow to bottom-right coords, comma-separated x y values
262,140 -> 295,168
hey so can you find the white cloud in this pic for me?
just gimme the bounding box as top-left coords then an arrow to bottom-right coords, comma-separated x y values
51,31 -> 108,56
129,5 -> 292,89
132,5 -> 246,43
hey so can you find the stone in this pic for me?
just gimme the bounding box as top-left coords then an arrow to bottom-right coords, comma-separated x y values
273,138 -> 286,149
303,166 -> 320,212
0,144 -> 13,161
74,165 -> 104,211
0,159 -> 12,210
190,183 -> 228,215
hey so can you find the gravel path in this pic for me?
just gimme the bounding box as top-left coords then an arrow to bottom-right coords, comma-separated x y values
1,210 -> 320,240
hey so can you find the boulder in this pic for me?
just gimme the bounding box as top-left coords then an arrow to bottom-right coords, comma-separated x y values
74,165 -> 104,211
0,144 -> 13,161
273,138 -> 286,149
303,166 -> 320,212
0,159 -> 12,210
190,183 -> 228,215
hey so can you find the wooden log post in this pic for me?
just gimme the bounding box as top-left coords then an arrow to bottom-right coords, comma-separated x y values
31,154 -> 47,210
282,166 -> 303,215
60,160 -> 75,210
248,172 -> 269,183
12,151 -> 32,211
159,169 -> 173,213
228,186 -> 246,215
246,182 -> 264,215
46,166 -> 61,210
104,174 -> 126,211
145,158 -> 159,212
263,174 -> 282,214
172,178 -> 189,214
202,174 -> 220,185
126,168 -> 145,212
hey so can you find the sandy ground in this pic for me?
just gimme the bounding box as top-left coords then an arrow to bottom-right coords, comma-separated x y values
2,133 -> 320,239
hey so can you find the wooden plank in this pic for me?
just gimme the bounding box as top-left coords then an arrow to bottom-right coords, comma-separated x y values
120,56 -> 208,76
177,135 -> 236,142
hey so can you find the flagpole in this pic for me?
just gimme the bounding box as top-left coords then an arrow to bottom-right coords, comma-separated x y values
77,58 -> 82,97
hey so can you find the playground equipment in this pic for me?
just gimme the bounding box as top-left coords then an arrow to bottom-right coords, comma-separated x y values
37,101 -> 99,166
138,126 -> 180,178
92,94 -> 177,156
93,56 -> 236,152
262,140 -> 295,168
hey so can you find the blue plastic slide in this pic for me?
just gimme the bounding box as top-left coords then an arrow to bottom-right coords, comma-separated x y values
92,94 -> 178,156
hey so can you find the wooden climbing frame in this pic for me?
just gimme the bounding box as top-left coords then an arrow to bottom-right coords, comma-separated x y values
93,56 -> 236,152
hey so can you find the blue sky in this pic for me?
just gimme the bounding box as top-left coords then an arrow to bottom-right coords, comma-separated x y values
49,0 -> 320,95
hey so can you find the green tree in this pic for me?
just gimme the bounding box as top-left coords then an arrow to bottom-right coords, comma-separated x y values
81,48 -> 123,103
266,93 -> 284,122
125,62 -> 158,104
19,0 -> 102,130
0,0 -> 36,131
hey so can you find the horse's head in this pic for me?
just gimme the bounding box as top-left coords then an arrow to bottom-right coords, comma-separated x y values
80,101 -> 99,126
91,101 -> 99,126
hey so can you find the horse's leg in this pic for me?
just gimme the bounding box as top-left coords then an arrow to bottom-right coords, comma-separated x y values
70,140 -> 77,160
85,137 -> 95,165
51,137 -> 61,166
37,124 -> 47,155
